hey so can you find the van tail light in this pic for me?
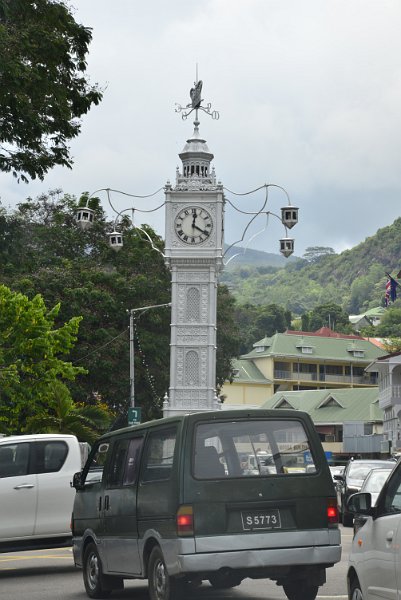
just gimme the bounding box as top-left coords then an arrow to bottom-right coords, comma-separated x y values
327,499 -> 339,525
176,505 -> 194,537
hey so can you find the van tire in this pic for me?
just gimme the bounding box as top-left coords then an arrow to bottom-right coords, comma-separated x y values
148,546 -> 184,600
83,543 -> 112,599
350,577 -> 364,600
283,581 -> 319,600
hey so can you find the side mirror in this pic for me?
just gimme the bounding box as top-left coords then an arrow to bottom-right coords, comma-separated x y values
347,492 -> 373,516
72,471 -> 84,490
333,474 -> 344,482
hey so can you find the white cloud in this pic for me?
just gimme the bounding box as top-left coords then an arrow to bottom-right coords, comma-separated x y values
1,0 -> 400,257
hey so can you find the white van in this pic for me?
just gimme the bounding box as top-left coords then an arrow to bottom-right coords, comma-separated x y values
0,433 -> 87,552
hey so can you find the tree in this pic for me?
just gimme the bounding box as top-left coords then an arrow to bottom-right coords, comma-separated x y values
216,285 -> 240,390
0,192 -> 241,422
301,302 -> 351,333
24,381 -> 114,443
303,247 -> 336,263
382,338 -> 401,353
375,305 -> 401,337
235,303 -> 292,354
0,284 -> 86,433
0,0 -> 102,182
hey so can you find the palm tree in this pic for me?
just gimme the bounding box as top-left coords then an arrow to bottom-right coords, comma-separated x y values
25,382 -> 114,443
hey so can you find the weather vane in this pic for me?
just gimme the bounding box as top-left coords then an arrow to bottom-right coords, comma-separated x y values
175,72 -> 220,121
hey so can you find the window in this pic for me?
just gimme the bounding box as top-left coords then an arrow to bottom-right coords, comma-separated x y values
142,428 -> 177,482
0,443 -> 29,478
382,466 -> 401,514
123,438 -> 143,485
301,346 -> 313,354
84,441 -> 111,485
43,442 -> 68,472
28,441 -> 69,474
107,439 -> 130,488
194,419 -> 316,480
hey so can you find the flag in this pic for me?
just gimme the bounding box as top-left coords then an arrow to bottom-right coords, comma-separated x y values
385,276 -> 397,306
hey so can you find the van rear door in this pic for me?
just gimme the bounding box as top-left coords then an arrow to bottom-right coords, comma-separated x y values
184,413 -> 337,552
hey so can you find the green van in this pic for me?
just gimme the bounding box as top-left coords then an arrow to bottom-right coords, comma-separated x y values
71,409 -> 341,600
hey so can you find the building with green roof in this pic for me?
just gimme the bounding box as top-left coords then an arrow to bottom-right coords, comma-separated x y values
261,388 -> 384,458
221,327 -> 386,409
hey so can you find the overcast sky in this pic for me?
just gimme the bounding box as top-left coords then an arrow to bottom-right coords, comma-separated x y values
1,0 -> 401,258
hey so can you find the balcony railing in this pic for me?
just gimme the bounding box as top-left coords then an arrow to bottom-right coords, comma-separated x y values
274,370 -> 377,386
379,385 -> 401,409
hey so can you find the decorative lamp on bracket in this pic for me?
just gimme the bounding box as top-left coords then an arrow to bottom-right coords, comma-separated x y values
279,237 -> 295,258
281,206 -> 299,229
75,207 -> 95,230
108,230 -> 124,251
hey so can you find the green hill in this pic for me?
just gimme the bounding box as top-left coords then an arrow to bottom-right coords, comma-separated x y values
220,218 -> 401,315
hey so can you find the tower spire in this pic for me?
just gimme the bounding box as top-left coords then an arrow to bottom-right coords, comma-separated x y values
174,77 -> 220,191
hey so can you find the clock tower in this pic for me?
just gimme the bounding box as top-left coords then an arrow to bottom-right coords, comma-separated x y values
163,81 -> 224,416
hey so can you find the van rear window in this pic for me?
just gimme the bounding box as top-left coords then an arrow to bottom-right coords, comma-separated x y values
194,420 -> 316,479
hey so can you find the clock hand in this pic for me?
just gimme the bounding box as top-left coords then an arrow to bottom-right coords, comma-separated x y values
193,224 -> 209,235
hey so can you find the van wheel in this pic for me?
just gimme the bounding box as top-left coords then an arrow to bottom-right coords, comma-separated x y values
83,543 -> 112,599
350,578 -> 364,600
209,572 -> 242,589
148,546 -> 184,600
283,581 -> 319,600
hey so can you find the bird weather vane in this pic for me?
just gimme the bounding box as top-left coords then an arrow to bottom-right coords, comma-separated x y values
175,79 -> 220,120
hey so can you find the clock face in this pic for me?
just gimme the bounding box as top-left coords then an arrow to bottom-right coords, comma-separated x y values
174,206 -> 213,244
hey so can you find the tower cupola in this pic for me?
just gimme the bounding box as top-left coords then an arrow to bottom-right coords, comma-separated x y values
179,120 -> 214,179
175,119 -> 217,190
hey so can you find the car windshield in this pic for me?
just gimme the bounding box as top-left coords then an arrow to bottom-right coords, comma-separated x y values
363,470 -> 391,493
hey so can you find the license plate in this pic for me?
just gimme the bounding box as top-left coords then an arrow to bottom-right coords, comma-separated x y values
241,509 -> 281,530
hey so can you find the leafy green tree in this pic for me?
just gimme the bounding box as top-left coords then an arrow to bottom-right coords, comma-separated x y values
216,285 -> 240,390
0,284 -> 86,433
348,264 -> 385,314
0,192 -> 240,422
382,338 -> 401,353
303,247 -> 336,263
24,381 -> 113,443
235,303 -> 292,354
375,305 -> 401,337
0,0 -> 102,181
301,302 -> 351,333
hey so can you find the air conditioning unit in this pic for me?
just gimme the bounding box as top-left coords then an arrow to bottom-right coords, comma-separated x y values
325,435 -> 335,442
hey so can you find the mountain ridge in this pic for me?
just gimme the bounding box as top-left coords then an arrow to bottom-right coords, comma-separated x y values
220,217 -> 401,315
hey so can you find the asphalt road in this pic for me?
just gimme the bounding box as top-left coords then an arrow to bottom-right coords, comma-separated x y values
0,525 -> 352,600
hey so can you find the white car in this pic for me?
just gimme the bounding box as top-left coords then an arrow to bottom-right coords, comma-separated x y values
359,467 -> 393,506
347,458 -> 401,599
0,434 -> 87,552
